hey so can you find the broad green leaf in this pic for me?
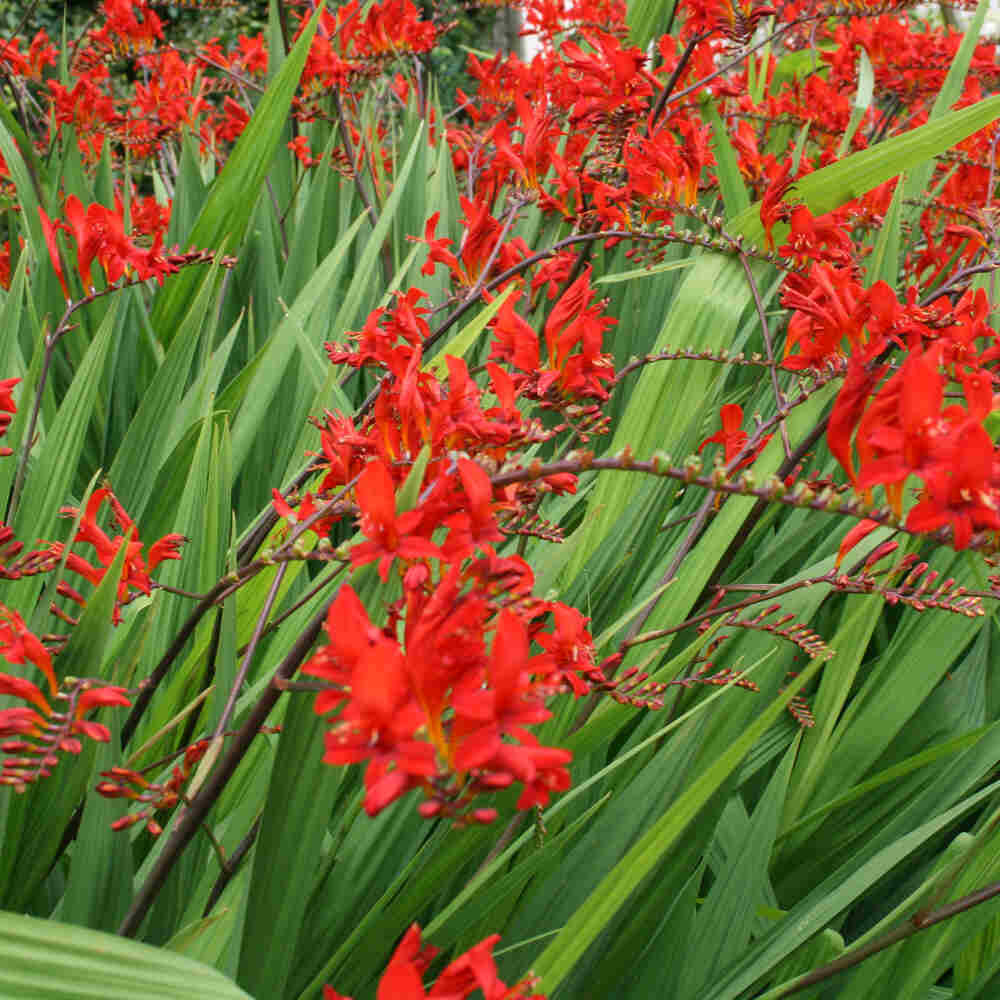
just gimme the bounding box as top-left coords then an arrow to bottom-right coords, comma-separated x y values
679,742 -> 797,995
228,208 -> 368,476
330,123 -> 426,336
0,910 -> 251,999
151,4 -> 325,344
706,778 -> 1000,1000
236,689 -> 343,999
108,264 -> 221,518
731,94 -> 1000,249
702,95 -> 750,217
532,649 -> 827,992
626,0 -> 676,51
60,714 -> 133,933
865,175 -> 904,288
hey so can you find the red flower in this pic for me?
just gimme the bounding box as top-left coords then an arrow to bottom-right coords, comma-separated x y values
827,353 -> 886,487
39,205 -> 69,300
905,423 -> 1000,549
760,162 -> 796,252
0,607 -> 130,791
698,404 -> 771,470
350,460 -> 442,582
324,924 -> 546,1000
48,488 -> 185,625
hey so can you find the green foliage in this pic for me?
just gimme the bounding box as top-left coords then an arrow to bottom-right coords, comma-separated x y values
4,1 -> 1000,998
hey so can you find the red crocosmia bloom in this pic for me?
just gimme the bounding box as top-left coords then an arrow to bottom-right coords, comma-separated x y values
778,205 -> 854,267
489,292 -> 541,374
533,604 -> 597,696
63,195 -> 107,288
351,460 -> 442,581
324,637 -> 436,816
39,205 -> 69,299
449,614 -> 573,813
63,196 -> 143,288
304,586 -> 435,815
905,423 -> 1000,549
325,924 -> 546,1000
827,353 -> 887,487
443,458 -> 504,560
417,211 -> 461,279
537,269 -> 616,401
0,672 -> 51,714
0,606 -> 130,789
0,377 -> 19,416
75,684 -> 131,716
0,605 -> 57,695
399,568 -> 489,760
491,93 -> 557,193
271,489 -> 341,540
557,32 -> 654,127
49,488 -> 185,624
698,404 -> 771,470
303,585 -> 389,715
781,265 -> 871,370
855,349 -> 948,516
835,518 -> 882,570
760,161 -> 796,251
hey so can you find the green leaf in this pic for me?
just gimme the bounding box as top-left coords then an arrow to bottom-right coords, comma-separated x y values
626,0 -> 675,51
59,714 -> 133,933
701,95 -> 750,218
228,208 -> 367,475
731,94 -> 1000,249
237,690 -> 344,999
837,47 -> 875,158
150,3 -> 325,345
0,910 -> 251,999
865,176 -> 904,288
594,258 -> 695,286
423,285 -> 516,376
679,741 -> 798,994
6,299 -> 119,612
108,264 -> 221,518
532,650 -> 828,992
330,122 -> 426,336
705,777 -> 1000,1000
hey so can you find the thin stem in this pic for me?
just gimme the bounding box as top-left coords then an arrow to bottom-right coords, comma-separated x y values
770,877 -> 1000,998
202,813 -> 263,917
120,572 -> 253,747
211,563 -> 287,741
663,19 -> 807,111
625,574 -> 830,649
648,33 -> 709,130
695,414 -> 830,606
237,564 -> 347,654
740,252 -> 792,459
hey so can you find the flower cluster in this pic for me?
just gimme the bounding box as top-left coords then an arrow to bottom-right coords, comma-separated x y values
279,287 -> 606,820
324,924 -> 545,1000
46,488 -> 185,626
0,606 -> 130,792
